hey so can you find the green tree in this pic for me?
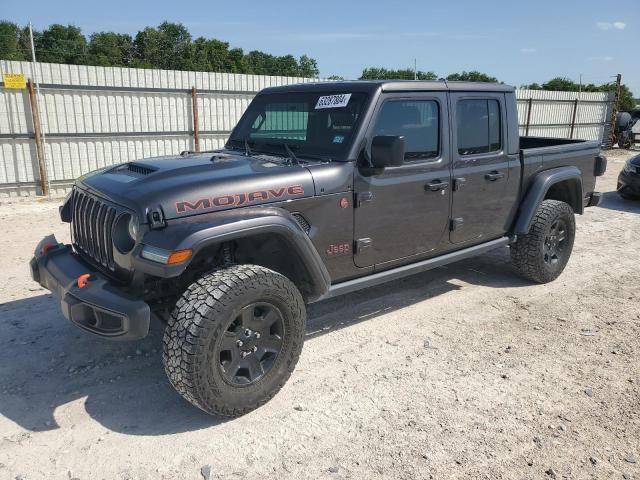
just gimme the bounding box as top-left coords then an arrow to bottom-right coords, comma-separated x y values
298,55 -> 319,77
360,67 -> 437,80
600,82 -> 635,112
0,21 -> 27,60
190,38 -> 231,72
1,20 -> 321,78
522,76 -> 635,111
224,47 -> 249,73
246,50 -> 275,75
87,32 -> 132,66
446,71 -> 498,82
131,22 -> 192,70
35,24 -> 87,64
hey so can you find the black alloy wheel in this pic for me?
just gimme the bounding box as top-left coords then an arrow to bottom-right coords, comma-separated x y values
218,302 -> 285,386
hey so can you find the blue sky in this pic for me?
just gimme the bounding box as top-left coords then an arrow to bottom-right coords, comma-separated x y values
3,0 -> 639,94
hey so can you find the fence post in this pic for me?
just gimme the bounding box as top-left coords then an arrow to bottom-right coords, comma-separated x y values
525,98 -> 533,136
569,98 -> 578,139
607,73 -> 622,148
26,79 -> 48,196
191,86 -> 200,152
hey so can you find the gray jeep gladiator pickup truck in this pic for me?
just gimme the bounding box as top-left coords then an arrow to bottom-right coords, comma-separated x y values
30,80 -> 606,416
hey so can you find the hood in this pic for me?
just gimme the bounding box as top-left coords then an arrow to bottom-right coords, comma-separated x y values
77,151 -> 316,221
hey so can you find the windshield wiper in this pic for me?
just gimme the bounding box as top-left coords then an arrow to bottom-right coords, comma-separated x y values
244,139 -> 253,157
282,142 -> 299,165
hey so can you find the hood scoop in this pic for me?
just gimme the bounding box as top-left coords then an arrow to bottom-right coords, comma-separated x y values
112,162 -> 157,176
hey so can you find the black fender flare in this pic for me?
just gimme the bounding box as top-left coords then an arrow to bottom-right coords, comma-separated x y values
134,207 -> 331,302
513,166 -> 583,235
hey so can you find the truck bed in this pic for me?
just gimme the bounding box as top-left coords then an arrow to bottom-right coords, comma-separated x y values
518,136 -> 601,207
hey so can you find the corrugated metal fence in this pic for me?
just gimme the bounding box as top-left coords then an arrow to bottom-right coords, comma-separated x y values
516,89 -> 612,142
0,61 -> 613,198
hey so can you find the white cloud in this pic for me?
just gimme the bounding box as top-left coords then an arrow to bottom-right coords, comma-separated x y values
596,21 -> 626,30
520,48 -> 537,54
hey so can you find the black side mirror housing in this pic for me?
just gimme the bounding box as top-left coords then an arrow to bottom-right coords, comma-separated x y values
371,135 -> 405,168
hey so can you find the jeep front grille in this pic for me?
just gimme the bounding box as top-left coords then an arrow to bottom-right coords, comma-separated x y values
71,189 -> 118,270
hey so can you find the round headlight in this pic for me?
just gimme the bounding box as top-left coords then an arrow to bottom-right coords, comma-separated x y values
128,214 -> 139,240
113,213 -> 136,253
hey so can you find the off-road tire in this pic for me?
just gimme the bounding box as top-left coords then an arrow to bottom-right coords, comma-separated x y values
163,264 -> 306,416
511,199 -> 575,283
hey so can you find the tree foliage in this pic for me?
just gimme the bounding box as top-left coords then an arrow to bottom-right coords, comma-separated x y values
522,76 -> 635,111
0,20 -> 320,78
0,21 -> 28,61
446,71 -> 498,82
360,67 -> 437,80
360,67 -> 498,83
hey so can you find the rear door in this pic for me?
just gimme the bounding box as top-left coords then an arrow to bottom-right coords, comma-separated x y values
449,93 -> 515,244
353,93 -> 451,267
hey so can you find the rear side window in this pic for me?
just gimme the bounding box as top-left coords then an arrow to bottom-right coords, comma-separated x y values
372,100 -> 440,160
456,99 -> 502,155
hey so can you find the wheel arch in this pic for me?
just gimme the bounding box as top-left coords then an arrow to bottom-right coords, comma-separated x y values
513,166 -> 583,235
141,207 -> 331,302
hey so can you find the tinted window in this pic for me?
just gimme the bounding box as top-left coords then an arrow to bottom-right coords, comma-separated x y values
251,104 -> 308,141
228,92 -> 370,161
373,100 -> 440,160
457,99 -> 502,155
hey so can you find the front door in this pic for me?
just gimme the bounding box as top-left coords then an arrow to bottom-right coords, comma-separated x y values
449,93 -> 515,244
354,93 -> 451,267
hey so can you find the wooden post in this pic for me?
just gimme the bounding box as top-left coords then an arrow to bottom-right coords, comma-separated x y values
608,74 -> 622,148
26,80 -> 48,196
569,98 -> 578,139
191,86 -> 200,152
525,98 -> 533,136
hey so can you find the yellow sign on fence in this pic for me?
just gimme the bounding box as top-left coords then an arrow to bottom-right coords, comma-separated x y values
3,73 -> 27,89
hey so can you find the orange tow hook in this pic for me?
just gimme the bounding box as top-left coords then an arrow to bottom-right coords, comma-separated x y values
77,273 -> 91,289
42,244 -> 56,255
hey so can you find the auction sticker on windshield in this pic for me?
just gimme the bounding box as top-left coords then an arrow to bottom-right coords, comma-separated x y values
316,94 -> 352,109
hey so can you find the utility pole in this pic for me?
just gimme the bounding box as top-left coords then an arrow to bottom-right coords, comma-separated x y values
608,73 -> 622,148
29,22 -> 51,198
414,59 -> 417,80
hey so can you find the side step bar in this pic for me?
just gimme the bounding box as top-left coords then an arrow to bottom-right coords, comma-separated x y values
318,237 -> 510,302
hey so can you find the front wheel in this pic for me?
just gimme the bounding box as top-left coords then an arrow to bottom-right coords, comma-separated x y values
163,264 -> 306,416
511,200 -> 576,283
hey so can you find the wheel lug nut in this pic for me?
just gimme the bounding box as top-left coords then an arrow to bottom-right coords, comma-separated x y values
244,329 -> 252,337
241,351 -> 249,358
252,346 -> 258,353
236,340 -> 243,347
254,332 -> 261,339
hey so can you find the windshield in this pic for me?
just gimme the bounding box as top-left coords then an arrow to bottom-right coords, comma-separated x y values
227,91 -> 370,161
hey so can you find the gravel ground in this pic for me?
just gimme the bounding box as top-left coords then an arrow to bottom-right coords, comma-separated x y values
0,150 -> 639,480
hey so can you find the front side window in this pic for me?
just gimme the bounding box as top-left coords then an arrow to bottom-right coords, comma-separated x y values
228,92 -> 370,161
456,99 -> 502,155
372,100 -> 440,160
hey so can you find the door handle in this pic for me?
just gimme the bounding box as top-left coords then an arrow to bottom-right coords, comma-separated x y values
426,180 -> 449,192
485,171 -> 505,181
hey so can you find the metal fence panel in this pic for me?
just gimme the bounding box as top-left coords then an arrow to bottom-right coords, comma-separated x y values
516,89 -> 611,142
0,61 -> 613,197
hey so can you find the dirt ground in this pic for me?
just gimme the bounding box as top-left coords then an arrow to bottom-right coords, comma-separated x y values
0,150 -> 639,480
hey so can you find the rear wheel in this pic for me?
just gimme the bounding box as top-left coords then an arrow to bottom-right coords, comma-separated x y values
511,200 -> 575,283
163,264 -> 305,416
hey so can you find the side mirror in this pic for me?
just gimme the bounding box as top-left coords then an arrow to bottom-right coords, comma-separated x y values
371,135 -> 405,168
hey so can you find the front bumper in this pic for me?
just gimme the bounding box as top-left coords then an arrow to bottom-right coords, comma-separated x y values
30,236 -> 150,340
